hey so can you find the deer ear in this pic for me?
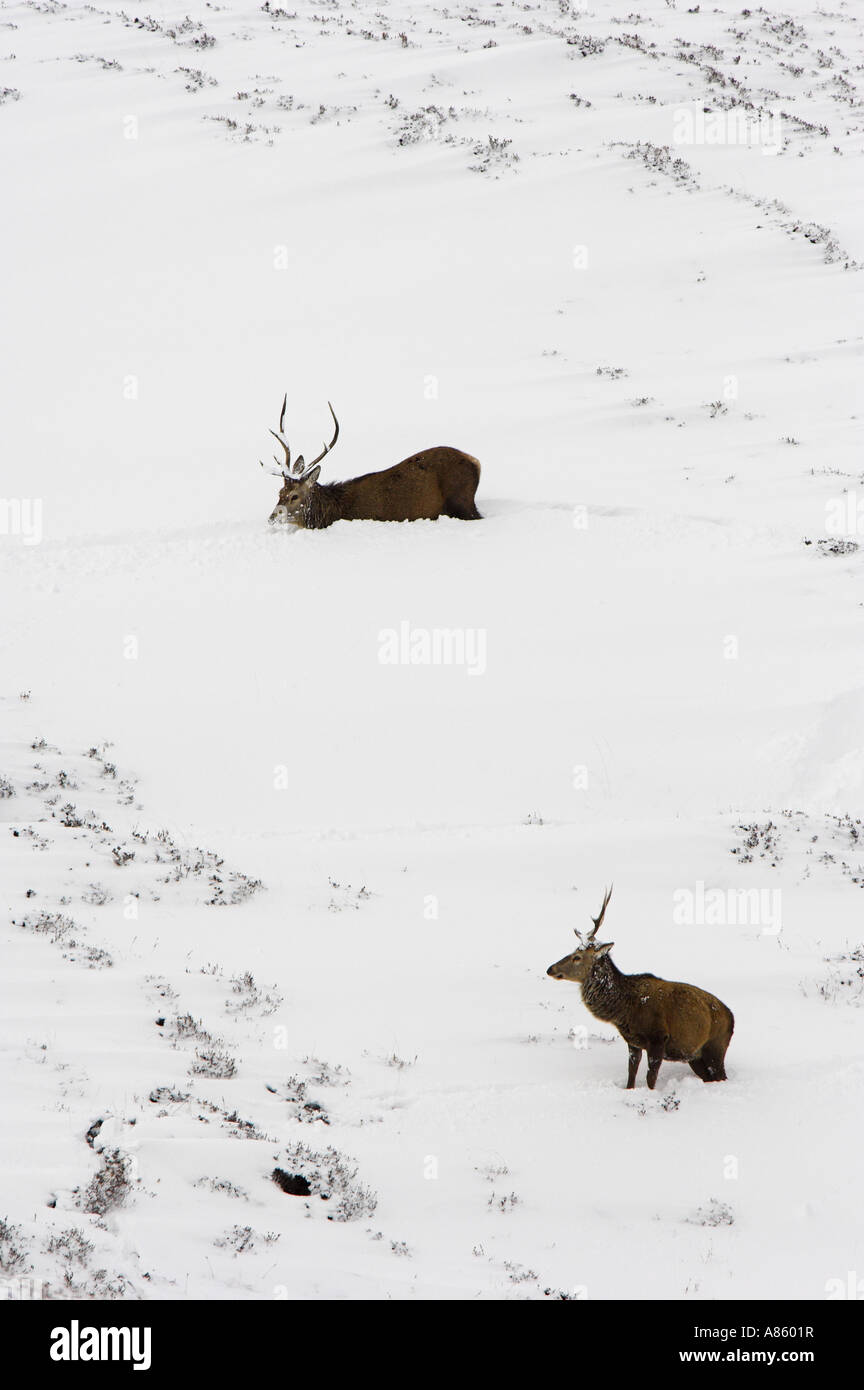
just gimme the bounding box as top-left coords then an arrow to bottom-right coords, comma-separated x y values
594,941 -> 614,956
302,464 -> 321,486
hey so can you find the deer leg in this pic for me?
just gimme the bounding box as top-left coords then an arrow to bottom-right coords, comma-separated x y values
626,1045 -> 642,1089
699,1044 -> 728,1082
443,496 -> 482,520
646,1044 -> 665,1090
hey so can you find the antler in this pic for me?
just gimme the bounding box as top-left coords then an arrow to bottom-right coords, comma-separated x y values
586,885 -> 613,941
271,394 -> 305,476
259,394 -> 295,477
259,398 -> 340,480
574,885 -> 613,942
303,402 -> 340,472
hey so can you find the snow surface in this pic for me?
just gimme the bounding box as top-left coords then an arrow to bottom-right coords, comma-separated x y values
1,0 -> 863,1300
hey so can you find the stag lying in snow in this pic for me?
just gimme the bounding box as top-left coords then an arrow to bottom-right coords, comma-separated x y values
260,397 -> 482,529
547,887 -> 734,1090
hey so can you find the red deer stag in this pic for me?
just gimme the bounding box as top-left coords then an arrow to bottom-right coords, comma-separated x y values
547,887 -> 734,1089
260,396 -> 482,529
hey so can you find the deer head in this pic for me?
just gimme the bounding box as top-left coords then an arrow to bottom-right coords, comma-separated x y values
261,395 -> 340,525
547,885 -> 614,982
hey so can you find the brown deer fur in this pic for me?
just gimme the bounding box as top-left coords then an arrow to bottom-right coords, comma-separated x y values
547,888 -> 734,1089
271,448 -> 482,529
260,399 -> 481,529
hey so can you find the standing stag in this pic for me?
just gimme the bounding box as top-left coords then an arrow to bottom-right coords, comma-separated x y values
260,396 -> 482,529
547,887 -> 734,1089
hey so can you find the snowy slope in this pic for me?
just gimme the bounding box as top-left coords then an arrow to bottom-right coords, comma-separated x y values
1,0 -> 863,1300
